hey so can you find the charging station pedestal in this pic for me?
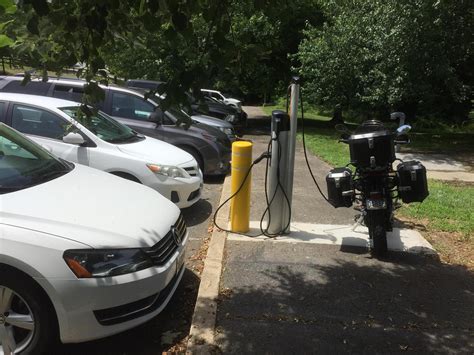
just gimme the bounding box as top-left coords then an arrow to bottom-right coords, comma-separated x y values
267,110 -> 290,235
266,77 -> 300,234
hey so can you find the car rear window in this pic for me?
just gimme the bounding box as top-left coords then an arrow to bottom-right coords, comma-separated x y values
2,81 -> 51,95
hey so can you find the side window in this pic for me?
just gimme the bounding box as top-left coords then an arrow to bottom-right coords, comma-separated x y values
111,92 -> 155,120
3,81 -> 51,95
11,105 -> 69,140
52,85 -> 84,103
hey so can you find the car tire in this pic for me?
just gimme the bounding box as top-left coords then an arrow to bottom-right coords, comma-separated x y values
178,146 -> 204,173
0,269 -> 57,354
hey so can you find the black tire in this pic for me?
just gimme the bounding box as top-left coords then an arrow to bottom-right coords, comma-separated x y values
0,269 -> 57,354
366,210 -> 388,257
178,146 -> 204,173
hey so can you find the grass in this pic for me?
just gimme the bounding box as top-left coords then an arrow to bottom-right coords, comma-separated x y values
397,181 -> 474,237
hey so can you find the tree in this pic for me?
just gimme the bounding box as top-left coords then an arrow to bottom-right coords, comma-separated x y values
0,0 -> 247,109
297,0 -> 473,122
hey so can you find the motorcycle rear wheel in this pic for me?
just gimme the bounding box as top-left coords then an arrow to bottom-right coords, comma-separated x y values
366,210 -> 388,257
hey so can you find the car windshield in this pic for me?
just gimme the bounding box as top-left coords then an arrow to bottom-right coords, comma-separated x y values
60,107 -> 139,143
0,124 -> 72,194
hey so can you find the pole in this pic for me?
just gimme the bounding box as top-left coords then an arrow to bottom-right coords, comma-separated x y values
230,141 -> 253,233
283,77 -> 300,233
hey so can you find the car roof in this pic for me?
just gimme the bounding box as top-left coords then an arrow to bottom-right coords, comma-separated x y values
0,92 -> 81,108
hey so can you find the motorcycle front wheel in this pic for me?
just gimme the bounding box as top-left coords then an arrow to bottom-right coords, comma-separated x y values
366,210 -> 388,257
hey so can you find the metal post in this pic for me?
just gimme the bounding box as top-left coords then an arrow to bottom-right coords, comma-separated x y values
283,77 -> 300,233
230,141 -> 253,233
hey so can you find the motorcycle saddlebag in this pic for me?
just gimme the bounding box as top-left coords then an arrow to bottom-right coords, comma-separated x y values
348,131 -> 395,168
397,160 -> 429,203
326,167 -> 353,208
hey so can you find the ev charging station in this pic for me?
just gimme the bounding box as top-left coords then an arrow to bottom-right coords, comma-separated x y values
266,77 -> 300,234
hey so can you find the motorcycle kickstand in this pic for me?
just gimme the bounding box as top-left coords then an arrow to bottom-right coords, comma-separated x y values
351,212 -> 365,232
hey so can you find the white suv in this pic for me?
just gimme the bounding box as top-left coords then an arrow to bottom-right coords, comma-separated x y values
0,123 -> 187,353
0,93 -> 203,208
201,89 -> 242,112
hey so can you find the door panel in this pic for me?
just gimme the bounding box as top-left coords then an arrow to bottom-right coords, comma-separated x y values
10,104 -> 90,166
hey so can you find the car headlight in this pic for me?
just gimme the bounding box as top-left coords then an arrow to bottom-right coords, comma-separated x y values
219,127 -> 235,136
147,164 -> 189,178
64,249 -> 153,278
225,114 -> 236,123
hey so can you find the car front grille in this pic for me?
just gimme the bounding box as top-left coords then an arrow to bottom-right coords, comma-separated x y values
145,214 -> 186,266
187,188 -> 200,201
94,264 -> 185,326
184,166 -> 199,176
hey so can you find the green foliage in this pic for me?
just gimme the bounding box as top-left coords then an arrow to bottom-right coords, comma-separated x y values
297,0 -> 473,122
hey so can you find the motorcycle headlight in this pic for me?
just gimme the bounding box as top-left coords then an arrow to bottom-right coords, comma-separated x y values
219,127 -> 234,136
64,249 -> 153,278
147,164 -> 188,178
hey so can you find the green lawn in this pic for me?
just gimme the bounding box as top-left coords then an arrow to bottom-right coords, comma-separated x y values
261,104 -> 474,240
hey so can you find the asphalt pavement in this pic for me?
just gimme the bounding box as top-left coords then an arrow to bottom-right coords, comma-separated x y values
213,113 -> 474,354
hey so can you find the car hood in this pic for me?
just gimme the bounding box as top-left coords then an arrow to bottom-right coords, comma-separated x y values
191,114 -> 233,129
224,98 -> 241,105
117,136 -> 195,167
0,164 -> 180,249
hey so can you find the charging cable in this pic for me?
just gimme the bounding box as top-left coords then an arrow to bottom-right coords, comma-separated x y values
299,91 -> 330,202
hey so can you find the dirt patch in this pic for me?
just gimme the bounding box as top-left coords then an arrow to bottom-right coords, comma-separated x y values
398,215 -> 473,270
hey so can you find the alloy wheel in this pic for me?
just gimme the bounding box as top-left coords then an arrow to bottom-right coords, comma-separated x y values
0,286 -> 35,355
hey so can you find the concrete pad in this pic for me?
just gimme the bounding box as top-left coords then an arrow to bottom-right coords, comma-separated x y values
397,153 -> 468,171
227,221 -> 435,254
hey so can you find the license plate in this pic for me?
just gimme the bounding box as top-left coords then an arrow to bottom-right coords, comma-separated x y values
366,198 -> 387,210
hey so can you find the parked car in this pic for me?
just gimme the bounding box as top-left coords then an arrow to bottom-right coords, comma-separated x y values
128,87 -> 238,142
125,79 -> 247,128
0,122 -> 188,354
0,93 -> 203,208
201,88 -> 242,112
0,76 -> 232,176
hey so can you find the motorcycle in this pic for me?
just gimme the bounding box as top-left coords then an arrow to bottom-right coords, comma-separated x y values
326,114 -> 429,256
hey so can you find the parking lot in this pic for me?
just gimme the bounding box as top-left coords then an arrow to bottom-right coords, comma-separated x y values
55,177 -> 224,354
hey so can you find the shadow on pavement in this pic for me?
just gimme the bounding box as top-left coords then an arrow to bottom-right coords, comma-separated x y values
182,198 -> 213,227
215,253 -> 474,354
55,268 -> 200,354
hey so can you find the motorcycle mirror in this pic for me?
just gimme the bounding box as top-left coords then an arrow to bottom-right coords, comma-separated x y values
396,124 -> 411,136
390,112 -> 406,121
335,124 -> 351,134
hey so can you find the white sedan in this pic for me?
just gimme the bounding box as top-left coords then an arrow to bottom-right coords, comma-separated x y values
0,93 -> 203,208
0,123 -> 187,354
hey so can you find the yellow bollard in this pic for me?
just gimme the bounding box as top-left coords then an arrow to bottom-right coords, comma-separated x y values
230,141 -> 253,233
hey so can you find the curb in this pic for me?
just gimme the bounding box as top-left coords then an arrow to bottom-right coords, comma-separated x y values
186,174 -> 231,354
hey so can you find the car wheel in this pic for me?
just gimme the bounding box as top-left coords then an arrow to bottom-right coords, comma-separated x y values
0,270 -> 56,354
178,146 -> 204,173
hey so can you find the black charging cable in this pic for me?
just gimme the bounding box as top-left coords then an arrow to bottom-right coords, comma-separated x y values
213,125 -> 292,238
299,91 -> 330,203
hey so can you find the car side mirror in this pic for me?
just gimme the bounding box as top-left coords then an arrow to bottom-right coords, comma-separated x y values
63,132 -> 85,145
149,110 -> 164,125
